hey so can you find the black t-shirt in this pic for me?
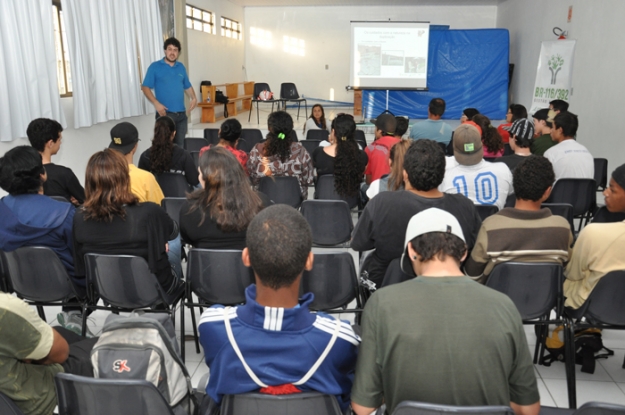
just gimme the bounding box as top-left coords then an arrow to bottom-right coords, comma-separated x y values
43,163 -> 85,204
351,190 -> 482,286
138,145 -> 199,186
312,146 -> 369,177
494,154 -> 529,172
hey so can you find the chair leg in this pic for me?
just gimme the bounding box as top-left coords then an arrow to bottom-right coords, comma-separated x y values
180,297 -> 186,363
296,102 -> 301,120
564,318 -> 577,409
190,303 -> 200,354
256,102 -> 260,124
36,306 -> 46,321
304,101 -> 307,121
248,101 -> 253,122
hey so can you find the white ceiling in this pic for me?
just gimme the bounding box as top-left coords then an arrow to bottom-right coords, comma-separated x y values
231,0 -> 501,7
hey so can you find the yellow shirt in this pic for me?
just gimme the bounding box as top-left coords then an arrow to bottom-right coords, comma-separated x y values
128,164 -> 164,205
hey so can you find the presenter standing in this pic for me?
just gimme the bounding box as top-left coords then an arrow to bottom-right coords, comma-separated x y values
142,37 -> 197,148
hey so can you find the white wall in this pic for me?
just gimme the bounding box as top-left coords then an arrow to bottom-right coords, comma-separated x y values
243,5 -> 497,104
497,0 -> 625,175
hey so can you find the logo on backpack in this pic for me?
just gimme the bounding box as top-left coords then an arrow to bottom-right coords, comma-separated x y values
113,359 -> 131,373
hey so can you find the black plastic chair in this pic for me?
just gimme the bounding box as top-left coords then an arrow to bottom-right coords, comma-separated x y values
390,401 -> 514,415
547,178 -> 596,232
315,175 -> 359,210
573,402 -> 625,415
0,391 -> 25,415
249,83 -> 283,123
0,251 -> 11,293
594,158 -> 608,192
50,195 -> 71,203
258,176 -> 303,209
475,204 -> 499,221
55,373 -> 175,415
542,203 -> 575,236
381,258 -> 413,288
83,254 -> 184,337
301,200 -> 353,247
504,193 -> 516,208
280,82 -> 307,120
184,137 -> 209,152
300,251 -> 363,321
161,197 -> 187,225
1,246 -> 83,321
354,129 -> 367,150
220,392 -> 342,415
300,139 -> 322,156
204,129 -> 220,146
191,151 -> 200,168
486,262 -> 576,408
156,172 -> 192,198
592,206 -> 625,223
306,129 -> 330,141
183,248 -> 255,360
237,129 -> 264,153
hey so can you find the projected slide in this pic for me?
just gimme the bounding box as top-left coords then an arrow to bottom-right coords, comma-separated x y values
350,22 -> 430,89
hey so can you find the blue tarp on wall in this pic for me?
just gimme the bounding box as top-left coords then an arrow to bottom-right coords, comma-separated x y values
361,28 -> 509,120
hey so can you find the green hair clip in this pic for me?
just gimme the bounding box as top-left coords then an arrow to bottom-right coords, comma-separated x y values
278,133 -> 286,140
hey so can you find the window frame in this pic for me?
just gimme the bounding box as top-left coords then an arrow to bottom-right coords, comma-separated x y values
186,4 -> 216,35
221,16 -> 242,40
52,0 -> 72,97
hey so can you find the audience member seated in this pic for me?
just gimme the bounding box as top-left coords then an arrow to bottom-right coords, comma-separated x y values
109,122 -> 164,204
248,111 -> 313,200
138,116 -> 199,187
366,139 -> 410,200
352,139 -> 481,288
198,205 -> 359,411
460,107 -> 480,123
302,103 -> 328,136
544,111 -> 594,180
408,97 -> 453,144
351,208 -> 540,415
440,124 -> 513,210
549,99 -> 569,120
530,109 -> 556,156
495,118 -> 534,172
180,147 -> 269,250
474,114 -> 504,158
364,114 -> 398,184
73,149 -> 181,295
497,104 -> 527,143
312,113 -> 368,198
27,118 -> 85,205
0,293 -> 97,415
465,156 -> 573,282
394,116 -> 409,139
564,163 -> 625,309
199,118 -> 249,174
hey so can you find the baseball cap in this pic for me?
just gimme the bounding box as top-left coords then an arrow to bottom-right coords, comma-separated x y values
532,108 -> 550,121
374,114 -> 397,136
109,122 -> 140,155
505,118 -> 535,142
400,208 -> 466,275
452,124 -> 483,166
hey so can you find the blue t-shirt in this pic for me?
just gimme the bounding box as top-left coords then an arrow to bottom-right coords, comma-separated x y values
142,59 -> 192,112
409,119 -> 453,144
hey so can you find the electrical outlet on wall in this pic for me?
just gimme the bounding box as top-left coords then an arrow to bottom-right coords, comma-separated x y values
325,64 -> 329,70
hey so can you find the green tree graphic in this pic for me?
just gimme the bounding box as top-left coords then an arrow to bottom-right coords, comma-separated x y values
548,54 -> 564,85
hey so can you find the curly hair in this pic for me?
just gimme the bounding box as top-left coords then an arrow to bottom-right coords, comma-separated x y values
411,232 -> 466,264
187,147 -> 263,232
473,114 -> 503,154
0,146 -> 45,195
513,155 -> 555,201
387,139 -> 412,191
219,118 -> 242,146
149,116 -> 176,174
403,139 -> 445,191
264,111 -> 294,162
332,114 -> 365,197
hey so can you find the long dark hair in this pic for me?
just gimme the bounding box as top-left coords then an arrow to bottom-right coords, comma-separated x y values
309,104 -> 326,130
187,147 -> 263,232
149,116 -> 176,174
333,114 -> 365,197
82,149 -> 138,222
473,114 -> 503,154
263,111 -> 294,162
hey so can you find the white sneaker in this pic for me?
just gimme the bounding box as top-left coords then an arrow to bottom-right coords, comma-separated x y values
57,311 -> 94,338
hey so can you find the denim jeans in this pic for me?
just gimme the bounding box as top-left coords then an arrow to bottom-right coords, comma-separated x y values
157,111 -> 187,148
167,234 -> 183,280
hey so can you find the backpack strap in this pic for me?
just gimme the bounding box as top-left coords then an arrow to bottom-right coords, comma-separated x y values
223,306 -> 341,387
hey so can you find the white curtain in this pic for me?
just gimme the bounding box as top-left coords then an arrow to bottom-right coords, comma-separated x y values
62,0 -> 163,129
0,0 -> 66,142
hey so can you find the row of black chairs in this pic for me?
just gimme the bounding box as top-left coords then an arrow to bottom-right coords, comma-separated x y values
249,82 -> 307,123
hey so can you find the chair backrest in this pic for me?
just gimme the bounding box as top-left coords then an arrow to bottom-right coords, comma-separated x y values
542,203 -> 575,235
161,197 -> 187,225
301,251 -> 358,310
0,391 -> 25,415
594,158 -> 608,191
190,151 -> 200,168
187,249 -> 254,305
253,83 -> 272,100
50,195 -> 70,203
280,82 -> 300,100
220,392 -> 342,415
306,129 -> 329,141
504,193 -> 516,208
238,129 -> 265,153
204,128 -> 220,146
55,373 -> 175,415
300,200 -> 353,246
391,401 -> 514,415
184,137 -> 208,152
314,175 -> 358,209
85,254 -> 163,309
580,270 -> 625,326
258,176 -> 302,208
475,204 -> 499,221
381,258 -> 414,288
300,139 -> 322,156
354,129 -> 367,149
574,401 -> 625,415
2,246 -> 75,302
548,179 -> 596,217
156,173 -> 191,198
0,252 -> 11,293
592,206 -> 625,224
486,262 -> 563,320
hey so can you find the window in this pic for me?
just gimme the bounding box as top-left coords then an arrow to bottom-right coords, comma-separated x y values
221,17 -> 241,40
52,1 -> 72,96
186,5 -> 215,34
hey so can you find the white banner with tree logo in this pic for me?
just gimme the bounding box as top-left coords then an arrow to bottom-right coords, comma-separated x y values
529,40 -> 576,115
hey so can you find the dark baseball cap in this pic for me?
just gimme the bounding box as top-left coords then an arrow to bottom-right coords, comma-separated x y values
532,108 -> 550,121
109,122 -> 140,155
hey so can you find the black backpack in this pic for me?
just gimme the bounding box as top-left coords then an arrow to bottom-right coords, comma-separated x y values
542,326 -> 614,373
215,90 -> 229,117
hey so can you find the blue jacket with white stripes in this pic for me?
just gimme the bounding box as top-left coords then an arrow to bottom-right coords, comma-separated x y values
198,284 -> 360,410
